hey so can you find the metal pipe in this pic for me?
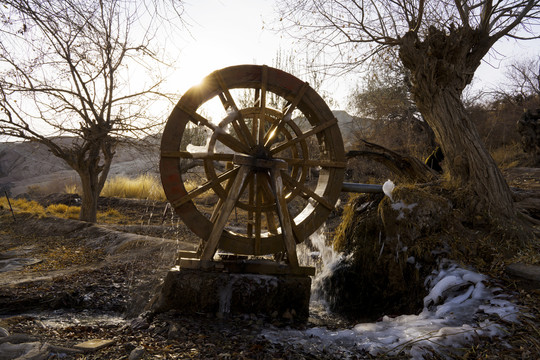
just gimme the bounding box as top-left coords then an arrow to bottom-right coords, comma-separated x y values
341,182 -> 383,193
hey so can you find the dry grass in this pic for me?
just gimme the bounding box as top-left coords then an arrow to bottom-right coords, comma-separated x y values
46,203 -> 80,220
100,174 -> 166,200
0,197 -> 125,223
97,208 -> 124,222
64,174 -> 167,201
0,198 -> 46,217
490,142 -> 529,169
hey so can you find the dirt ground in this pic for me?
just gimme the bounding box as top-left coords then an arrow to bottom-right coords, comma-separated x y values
1,180 -> 539,359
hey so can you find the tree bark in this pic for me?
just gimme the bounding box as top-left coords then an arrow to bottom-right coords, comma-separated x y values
79,169 -> 100,223
398,29 -> 516,221
421,90 -> 515,218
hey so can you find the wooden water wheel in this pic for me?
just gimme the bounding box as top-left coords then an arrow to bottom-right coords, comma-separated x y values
160,65 -> 345,271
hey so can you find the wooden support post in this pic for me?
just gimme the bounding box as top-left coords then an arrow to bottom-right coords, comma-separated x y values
200,165 -> 250,261
270,166 -> 299,268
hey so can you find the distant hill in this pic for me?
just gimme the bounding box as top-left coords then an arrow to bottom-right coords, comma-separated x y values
0,138 -> 160,196
0,111 -> 369,196
332,110 -> 372,148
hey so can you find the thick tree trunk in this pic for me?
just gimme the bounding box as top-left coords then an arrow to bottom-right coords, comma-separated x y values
79,169 -> 100,223
398,29 -> 516,222
71,138 -> 114,223
419,90 -> 515,218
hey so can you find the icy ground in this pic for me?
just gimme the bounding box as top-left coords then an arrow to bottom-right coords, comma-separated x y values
265,243 -> 520,359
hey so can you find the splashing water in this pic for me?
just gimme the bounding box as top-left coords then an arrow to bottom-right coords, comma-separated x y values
297,226 -> 348,308
277,229 -> 519,359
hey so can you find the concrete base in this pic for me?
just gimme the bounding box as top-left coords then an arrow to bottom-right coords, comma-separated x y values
150,266 -> 312,320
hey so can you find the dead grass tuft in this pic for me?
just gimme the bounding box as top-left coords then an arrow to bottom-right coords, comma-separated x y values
0,197 -> 46,217
100,174 -> 166,200
1,197 -> 126,223
490,142 -> 531,169
46,203 -> 80,219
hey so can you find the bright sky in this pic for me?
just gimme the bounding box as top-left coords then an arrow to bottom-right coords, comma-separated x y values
168,0 -> 285,95
166,0 -> 540,110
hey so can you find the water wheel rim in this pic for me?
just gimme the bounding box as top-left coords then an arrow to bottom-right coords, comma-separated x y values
160,65 -> 345,256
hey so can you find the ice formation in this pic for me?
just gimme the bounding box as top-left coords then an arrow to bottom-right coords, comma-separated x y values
262,258 -> 519,359
382,179 -> 395,201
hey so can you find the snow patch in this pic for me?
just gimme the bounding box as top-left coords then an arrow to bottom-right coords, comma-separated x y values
261,260 -> 519,359
382,180 -> 395,201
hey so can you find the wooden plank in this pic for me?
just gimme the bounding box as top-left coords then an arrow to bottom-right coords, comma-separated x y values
161,151 -> 234,161
281,172 -> 335,210
214,71 -> 255,147
270,167 -> 299,268
279,157 -> 346,168
200,165 -> 250,261
264,81 -> 309,146
178,259 -> 315,276
176,103 -> 250,153
170,167 -> 238,208
270,117 -> 338,155
258,65 -> 268,144
177,250 -> 199,259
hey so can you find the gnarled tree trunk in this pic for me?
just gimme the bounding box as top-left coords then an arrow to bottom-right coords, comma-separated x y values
65,136 -> 114,223
422,90 -> 515,218
399,28 -> 516,221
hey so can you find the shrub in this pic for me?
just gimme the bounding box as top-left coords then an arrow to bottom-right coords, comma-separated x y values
100,174 -> 166,200
0,197 -> 46,216
46,203 -> 80,219
97,208 -> 124,222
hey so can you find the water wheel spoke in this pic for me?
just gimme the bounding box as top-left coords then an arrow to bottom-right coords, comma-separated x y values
209,168 -> 239,223
171,167 -> 239,208
215,71 -> 255,148
254,173 -> 263,254
254,173 -> 278,234
280,172 -> 334,210
264,82 -> 309,147
270,167 -> 299,268
278,157 -> 347,168
270,117 -> 338,155
200,165 -> 251,261
161,150 -> 234,162
257,65 -> 268,144
177,103 -> 250,153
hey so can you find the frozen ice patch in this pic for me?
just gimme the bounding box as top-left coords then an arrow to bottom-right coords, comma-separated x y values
261,260 -> 519,359
382,180 -> 395,201
391,201 -> 417,220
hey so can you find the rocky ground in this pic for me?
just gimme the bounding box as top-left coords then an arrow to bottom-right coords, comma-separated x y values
0,188 -> 539,359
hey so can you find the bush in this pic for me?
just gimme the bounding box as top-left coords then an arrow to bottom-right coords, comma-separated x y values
0,197 -> 46,216
100,174 -> 166,200
46,203 -> 80,219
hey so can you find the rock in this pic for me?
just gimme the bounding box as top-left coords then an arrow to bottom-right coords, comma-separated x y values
123,342 -> 137,353
0,327 -> 8,337
506,263 -> 540,287
282,310 -> 292,320
130,317 -> 149,330
73,339 -> 115,352
323,191 -> 444,321
128,346 -> 145,360
0,333 -> 38,344
0,341 -> 49,360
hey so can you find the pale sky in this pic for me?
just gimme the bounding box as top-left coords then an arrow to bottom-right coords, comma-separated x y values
166,0 -> 540,110
168,0 -> 286,95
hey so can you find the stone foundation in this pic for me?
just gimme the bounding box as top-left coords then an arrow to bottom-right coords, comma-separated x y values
150,266 -> 312,320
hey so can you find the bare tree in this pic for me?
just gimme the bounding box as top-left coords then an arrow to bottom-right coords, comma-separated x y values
278,0 -> 540,224
0,0 -> 182,222
494,56 -> 540,105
